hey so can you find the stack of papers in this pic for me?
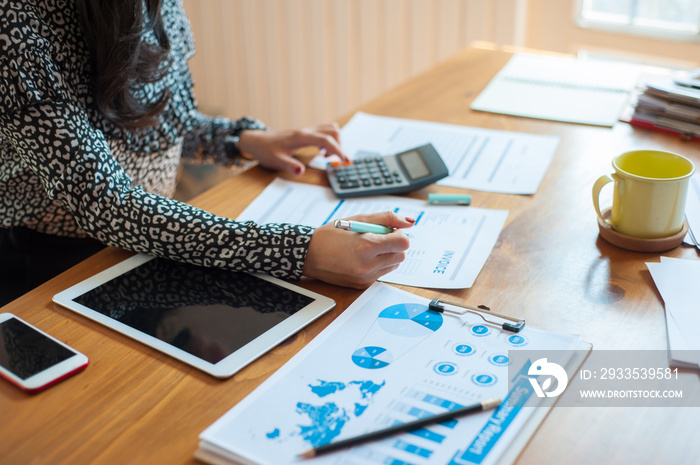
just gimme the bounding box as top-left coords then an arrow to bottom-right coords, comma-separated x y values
471,53 -> 640,127
648,175 -> 700,369
646,257 -> 700,369
624,69 -> 700,140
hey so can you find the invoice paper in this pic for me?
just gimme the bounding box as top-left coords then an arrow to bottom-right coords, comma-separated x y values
311,112 -> 559,194
237,178 -> 508,289
197,283 -> 581,465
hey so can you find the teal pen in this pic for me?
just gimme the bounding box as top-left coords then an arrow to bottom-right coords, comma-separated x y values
428,193 -> 471,205
334,219 -> 395,234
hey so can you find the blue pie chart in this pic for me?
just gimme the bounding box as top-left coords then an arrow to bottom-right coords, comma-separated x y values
352,346 -> 393,369
377,303 -> 443,336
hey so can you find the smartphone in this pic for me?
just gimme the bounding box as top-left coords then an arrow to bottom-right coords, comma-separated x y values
0,313 -> 88,393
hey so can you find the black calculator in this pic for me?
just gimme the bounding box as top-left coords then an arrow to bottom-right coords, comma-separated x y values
326,143 -> 449,198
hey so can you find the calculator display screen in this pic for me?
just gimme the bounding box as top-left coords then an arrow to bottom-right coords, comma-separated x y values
398,150 -> 430,180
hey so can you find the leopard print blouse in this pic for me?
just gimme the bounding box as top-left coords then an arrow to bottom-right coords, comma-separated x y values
0,0 -> 313,279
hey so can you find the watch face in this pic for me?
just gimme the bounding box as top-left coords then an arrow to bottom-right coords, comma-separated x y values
225,134 -> 242,156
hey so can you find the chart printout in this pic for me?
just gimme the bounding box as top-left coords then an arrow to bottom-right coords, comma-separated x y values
198,284 -> 580,465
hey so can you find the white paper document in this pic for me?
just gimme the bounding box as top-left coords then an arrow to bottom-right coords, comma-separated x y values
683,175 -> 700,248
471,53 -> 640,127
197,283 -> 581,465
646,257 -> 700,369
237,178 -> 508,289
311,112 -> 559,195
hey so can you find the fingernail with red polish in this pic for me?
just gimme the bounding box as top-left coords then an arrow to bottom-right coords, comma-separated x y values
405,217 -> 416,223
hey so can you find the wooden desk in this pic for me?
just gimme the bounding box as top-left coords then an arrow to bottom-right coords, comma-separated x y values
2,46 -> 699,465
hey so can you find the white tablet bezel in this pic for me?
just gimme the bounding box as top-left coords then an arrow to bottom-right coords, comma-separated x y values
53,254 -> 335,378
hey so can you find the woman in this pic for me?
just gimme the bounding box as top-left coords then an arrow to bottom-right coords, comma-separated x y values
0,0 -> 412,306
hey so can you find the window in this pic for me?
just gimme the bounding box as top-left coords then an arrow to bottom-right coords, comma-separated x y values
577,0 -> 700,40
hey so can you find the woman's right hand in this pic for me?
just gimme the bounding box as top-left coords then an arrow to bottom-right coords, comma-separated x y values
237,123 -> 347,176
302,211 -> 414,288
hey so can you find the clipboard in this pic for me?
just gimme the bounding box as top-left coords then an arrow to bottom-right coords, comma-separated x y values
496,340 -> 592,465
196,283 -> 592,465
412,296 -> 592,465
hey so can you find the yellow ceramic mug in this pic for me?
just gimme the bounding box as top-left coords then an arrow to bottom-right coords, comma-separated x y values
592,150 -> 695,238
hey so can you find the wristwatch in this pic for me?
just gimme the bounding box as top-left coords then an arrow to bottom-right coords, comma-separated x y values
225,117 -> 268,159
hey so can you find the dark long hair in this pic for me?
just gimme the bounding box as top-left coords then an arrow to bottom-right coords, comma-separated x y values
76,0 -> 171,129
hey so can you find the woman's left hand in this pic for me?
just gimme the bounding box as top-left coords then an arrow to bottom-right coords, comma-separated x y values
237,123 -> 348,176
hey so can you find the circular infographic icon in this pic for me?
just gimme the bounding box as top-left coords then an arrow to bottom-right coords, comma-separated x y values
352,346 -> 393,369
377,303 -> 443,337
471,325 -> 491,337
471,373 -> 498,387
488,354 -> 509,366
506,334 -> 528,347
454,343 -> 476,356
433,362 -> 458,375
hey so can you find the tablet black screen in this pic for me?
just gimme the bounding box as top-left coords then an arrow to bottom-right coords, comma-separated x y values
73,258 -> 313,364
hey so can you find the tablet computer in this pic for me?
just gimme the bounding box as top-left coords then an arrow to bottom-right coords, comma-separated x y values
53,254 -> 335,378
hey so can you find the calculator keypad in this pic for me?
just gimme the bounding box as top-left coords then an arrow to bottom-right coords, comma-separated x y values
328,157 -> 407,195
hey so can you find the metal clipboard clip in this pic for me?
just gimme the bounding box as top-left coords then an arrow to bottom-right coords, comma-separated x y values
428,298 -> 526,333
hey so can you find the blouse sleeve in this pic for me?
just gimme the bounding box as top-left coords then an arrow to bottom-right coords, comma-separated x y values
180,111 -> 267,166
0,49 -> 313,280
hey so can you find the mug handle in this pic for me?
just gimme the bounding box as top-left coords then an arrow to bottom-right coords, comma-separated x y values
592,174 -> 618,225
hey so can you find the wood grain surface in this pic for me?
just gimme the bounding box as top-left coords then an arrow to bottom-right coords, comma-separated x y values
2,46 -> 699,465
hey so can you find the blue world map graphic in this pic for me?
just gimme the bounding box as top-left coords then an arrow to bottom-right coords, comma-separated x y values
266,379 -> 385,448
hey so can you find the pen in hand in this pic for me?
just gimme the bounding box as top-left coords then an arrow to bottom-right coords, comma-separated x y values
334,219 -> 405,235
298,397 -> 501,459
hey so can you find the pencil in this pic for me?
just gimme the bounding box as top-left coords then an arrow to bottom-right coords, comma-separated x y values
298,397 -> 501,459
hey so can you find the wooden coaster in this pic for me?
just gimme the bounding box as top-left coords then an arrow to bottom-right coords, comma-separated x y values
597,209 -> 688,253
